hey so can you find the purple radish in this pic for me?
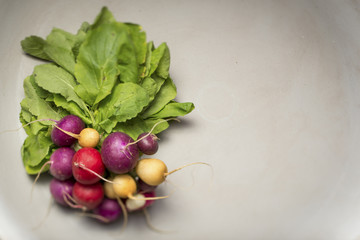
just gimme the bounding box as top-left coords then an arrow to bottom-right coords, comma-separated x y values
137,178 -> 157,193
49,178 -> 75,206
101,132 -> 139,174
51,115 -> 85,147
93,198 -> 122,223
136,133 -> 159,155
49,147 -> 75,180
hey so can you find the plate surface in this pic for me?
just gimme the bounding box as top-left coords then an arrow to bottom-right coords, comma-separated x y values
1,0 -> 360,239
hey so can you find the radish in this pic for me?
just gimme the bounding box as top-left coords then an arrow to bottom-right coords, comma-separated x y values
137,178 -> 157,193
136,133 -> 159,155
72,147 -> 105,185
101,132 -> 139,174
112,174 -> 137,199
136,158 -> 210,186
135,158 -> 167,186
112,174 -> 168,201
18,115 -> 99,148
72,181 -> 104,210
49,147 -> 75,180
54,127 -> 101,148
104,179 -> 117,199
126,191 -> 156,212
51,115 -> 85,147
123,118 -> 179,155
49,178 -> 75,206
31,147 -> 75,198
92,198 -> 122,223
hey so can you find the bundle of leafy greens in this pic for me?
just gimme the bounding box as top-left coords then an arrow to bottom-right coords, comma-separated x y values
19,7 -> 194,175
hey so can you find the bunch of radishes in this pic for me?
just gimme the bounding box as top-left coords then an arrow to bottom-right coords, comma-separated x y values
44,114 -> 172,223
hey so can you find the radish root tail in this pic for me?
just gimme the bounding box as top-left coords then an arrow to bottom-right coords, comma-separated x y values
74,162 -> 113,184
79,212 -> 111,223
164,162 -> 212,177
116,197 -> 128,233
124,118 -> 180,149
128,191 -> 175,201
0,118 -> 57,134
30,160 -> 52,202
63,192 -> 86,211
143,208 -> 176,233
53,124 -> 80,139
32,197 -> 54,230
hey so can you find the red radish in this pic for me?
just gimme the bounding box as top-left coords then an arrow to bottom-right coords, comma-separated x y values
49,147 -> 75,180
101,132 -> 139,174
92,198 -> 122,222
72,148 -> 105,185
49,178 -> 75,206
51,115 -> 85,147
136,133 -> 159,155
72,181 -> 104,210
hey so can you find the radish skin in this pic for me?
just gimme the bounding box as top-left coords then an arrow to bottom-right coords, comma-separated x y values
72,182 -> 104,210
51,115 -> 84,147
112,174 -> 137,199
135,159 -> 167,186
72,148 -> 105,185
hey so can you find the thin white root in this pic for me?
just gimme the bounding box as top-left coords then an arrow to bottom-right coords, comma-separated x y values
164,162 -> 212,176
78,212 -> 110,223
116,197 -> 128,233
32,197 -> 54,230
128,193 -> 171,201
63,192 -> 86,211
0,118 -> 56,134
74,162 -> 113,184
143,208 -> 176,233
124,118 -> 180,149
53,124 -> 80,139
30,161 -> 52,203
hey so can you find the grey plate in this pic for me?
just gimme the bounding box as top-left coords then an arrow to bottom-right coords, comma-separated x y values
1,0 -> 360,239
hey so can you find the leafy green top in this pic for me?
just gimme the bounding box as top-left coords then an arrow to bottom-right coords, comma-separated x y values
19,7 -> 194,175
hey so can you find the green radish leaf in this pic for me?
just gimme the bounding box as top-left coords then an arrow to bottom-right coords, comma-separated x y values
150,101 -> 195,119
117,24 -> 146,83
149,42 -> 170,79
91,6 -> 116,29
43,29 -> 76,74
33,63 -> 90,116
23,75 -> 62,122
21,131 -> 54,168
24,157 -> 50,175
98,82 -> 150,125
113,117 -> 169,140
28,74 -> 50,99
125,23 -> 147,65
143,41 -> 155,77
118,39 -> 140,83
142,77 -> 176,118
48,27 -> 87,58
74,22 -> 129,105
141,75 -> 165,103
20,36 -> 51,61
52,94 -> 92,124
19,108 -> 48,135
98,117 -> 118,133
